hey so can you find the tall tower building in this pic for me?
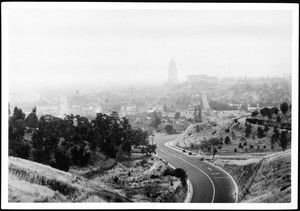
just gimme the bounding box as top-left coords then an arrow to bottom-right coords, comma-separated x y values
167,58 -> 178,84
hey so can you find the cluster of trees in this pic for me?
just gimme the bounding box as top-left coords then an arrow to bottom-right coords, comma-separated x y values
251,102 -> 290,118
9,107 -> 150,172
209,100 -> 237,111
162,167 -> 188,187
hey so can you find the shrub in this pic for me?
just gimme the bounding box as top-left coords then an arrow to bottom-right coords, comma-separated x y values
234,148 -> 237,152
150,174 -> 159,179
225,128 -> 230,133
243,142 -> 247,146
162,167 -> 174,176
263,145 -> 266,148
251,110 -> 259,117
238,143 -> 243,148
264,125 -> 269,132
260,107 -> 272,117
140,159 -> 147,166
189,152 -> 192,155
113,176 -> 119,183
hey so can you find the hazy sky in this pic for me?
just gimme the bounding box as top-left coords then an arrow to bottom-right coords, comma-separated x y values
6,5 -> 294,90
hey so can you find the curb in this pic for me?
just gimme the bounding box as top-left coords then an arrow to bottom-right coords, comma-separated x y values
158,157 -> 193,203
204,161 -> 239,203
183,179 -> 193,203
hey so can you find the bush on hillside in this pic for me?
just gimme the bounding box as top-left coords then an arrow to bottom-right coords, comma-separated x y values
251,110 -> 259,117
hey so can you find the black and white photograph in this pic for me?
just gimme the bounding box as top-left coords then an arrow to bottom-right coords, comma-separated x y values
1,2 -> 298,210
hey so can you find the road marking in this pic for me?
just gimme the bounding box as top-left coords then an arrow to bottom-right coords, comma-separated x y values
211,173 -> 220,175
214,176 -> 229,179
161,144 -> 216,203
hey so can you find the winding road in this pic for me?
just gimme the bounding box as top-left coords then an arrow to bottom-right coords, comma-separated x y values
154,134 -> 237,203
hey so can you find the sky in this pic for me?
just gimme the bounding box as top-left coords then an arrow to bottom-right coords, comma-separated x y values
5,4 -> 294,91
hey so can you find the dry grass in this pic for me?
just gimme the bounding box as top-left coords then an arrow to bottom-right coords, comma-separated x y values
8,157 -> 132,202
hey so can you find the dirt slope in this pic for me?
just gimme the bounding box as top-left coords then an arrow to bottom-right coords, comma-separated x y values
214,150 -> 291,203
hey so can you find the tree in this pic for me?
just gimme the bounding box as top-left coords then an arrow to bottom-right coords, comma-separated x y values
174,111 -> 181,119
245,123 -> 252,137
150,117 -> 161,129
13,107 -> 25,121
174,168 -> 188,187
213,148 -> 218,159
25,107 -> 38,128
280,102 -> 289,114
225,136 -> 231,144
279,131 -> 288,151
277,116 -> 281,122
164,124 -> 174,134
257,126 -> 264,138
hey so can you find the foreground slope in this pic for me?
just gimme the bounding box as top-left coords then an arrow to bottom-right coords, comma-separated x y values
8,155 -> 186,203
9,156 -> 132,202
214,149 -> 291,203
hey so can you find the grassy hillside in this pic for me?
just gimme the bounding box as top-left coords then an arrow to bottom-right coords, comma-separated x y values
8,155 -> 186,203
8,156 -> 131,202
214,150 -> 291,203
174,113 -> 291,157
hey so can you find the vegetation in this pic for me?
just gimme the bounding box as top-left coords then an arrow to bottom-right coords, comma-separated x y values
9,107 -> 150,172
164,124 -> 175,134
280,102 -> 289,114
251,110 -> 259,117
162,167 -> 188,187
209,99 -> 237,110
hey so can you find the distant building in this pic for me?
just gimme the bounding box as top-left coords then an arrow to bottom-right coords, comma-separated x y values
164,58 -> 178,86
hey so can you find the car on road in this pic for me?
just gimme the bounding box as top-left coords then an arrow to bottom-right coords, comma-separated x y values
199,158 -> 204,161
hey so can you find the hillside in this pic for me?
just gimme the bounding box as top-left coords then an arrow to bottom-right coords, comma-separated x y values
174,112 -> 291,157
8,156 -> 129,202
214,150 -> 291,203
8,155 -> 186,203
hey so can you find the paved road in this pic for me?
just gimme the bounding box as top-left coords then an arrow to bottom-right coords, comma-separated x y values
154,134 -> 236,203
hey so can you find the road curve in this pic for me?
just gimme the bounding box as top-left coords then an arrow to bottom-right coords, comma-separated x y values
154,134 -> 236,203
